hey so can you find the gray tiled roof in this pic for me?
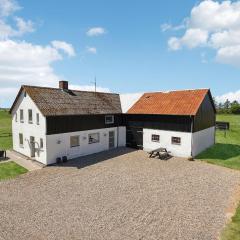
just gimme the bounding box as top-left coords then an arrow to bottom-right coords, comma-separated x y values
11,86 -> 122,116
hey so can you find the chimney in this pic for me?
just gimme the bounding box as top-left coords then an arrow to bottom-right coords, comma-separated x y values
59,80 -> 68,90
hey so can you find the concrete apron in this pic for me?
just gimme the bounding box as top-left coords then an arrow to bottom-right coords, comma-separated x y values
5,150 -> 44,171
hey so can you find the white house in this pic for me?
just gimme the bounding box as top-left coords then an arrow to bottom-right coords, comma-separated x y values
10,81 -> 126,165
10,81 -> 216,165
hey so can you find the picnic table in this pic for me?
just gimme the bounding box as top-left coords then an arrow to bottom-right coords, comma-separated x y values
148,148 -> 171,160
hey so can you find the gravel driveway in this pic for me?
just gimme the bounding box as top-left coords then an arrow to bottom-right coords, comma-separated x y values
0,148 -> 239,240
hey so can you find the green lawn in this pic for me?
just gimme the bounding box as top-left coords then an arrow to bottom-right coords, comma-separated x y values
196,114 -> 240,240
197,114 -> 240,170
0,161 -> 27,181
0,110 -> 12,150
221,204 -> 240,240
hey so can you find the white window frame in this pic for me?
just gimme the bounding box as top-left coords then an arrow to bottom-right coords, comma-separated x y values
105,115 -> 114,124
36,113 -> 40,125
171,137 -> 181,145
151,134 -> 160,142
88,133 -> 100,144
28,109 -> 33,123
19,133 -> 23,147
70,136 -> 80,148
20,109 -> 24,123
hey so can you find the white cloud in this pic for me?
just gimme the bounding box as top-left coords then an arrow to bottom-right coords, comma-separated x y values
0,1 -> 34,39
168,28 -> 208,50
0,0 -> 20,17
167,0 -> 240,67
51,40 -> 75,57
120,93 -> 143,113
69,84 -> 110,93
86,27 -> 106,36
216,90 -> 240,103
161,22 -> 186,32
86,46 -> 97,54
0,39 -> 76,107
15,17 -> 34,35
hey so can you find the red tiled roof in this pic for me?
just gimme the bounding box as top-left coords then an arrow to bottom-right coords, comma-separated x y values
127,89 -> 210,116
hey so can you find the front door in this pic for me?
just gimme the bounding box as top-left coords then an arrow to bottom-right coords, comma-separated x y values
126,127 -> 143,149
109,131 -> 115,149
30,136 -> 35,157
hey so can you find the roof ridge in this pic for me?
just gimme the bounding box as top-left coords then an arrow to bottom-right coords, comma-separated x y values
143,88 -> 209,94
22,85 -> 119,95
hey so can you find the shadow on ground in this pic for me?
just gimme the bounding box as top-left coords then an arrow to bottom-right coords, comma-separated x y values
196,143 -> 240,161
52,147 -> 138,169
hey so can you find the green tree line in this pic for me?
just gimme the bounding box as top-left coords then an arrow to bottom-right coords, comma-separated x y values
214,99 -> 240,114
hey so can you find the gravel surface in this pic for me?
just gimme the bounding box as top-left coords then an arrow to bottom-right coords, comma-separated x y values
0,148 -> 239,240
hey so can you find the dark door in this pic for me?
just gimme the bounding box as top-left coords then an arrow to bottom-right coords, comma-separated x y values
30,136 -> 35,157
109,131 -> 115,149
126,127 -> 143,149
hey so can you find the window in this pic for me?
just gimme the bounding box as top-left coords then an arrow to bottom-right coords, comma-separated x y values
105,115 -> 114,124
89,133 -> 100,144
19,133 -> 23,147
172,137 -> 181,145
36,113 -> 40,125
70,136 -> 80,147
151,134 -> 160,142
40,138 -> 43,149
20,109 -> 24,122
28,109 -> 33,123
15,113 -> 17,122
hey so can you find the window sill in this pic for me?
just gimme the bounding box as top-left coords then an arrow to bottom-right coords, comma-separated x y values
19,145 -> 24,148
28,121 -> 33,124
152,140 -> 160,142
89,141 -> 99,144
105,122 -> 114,124
71,145 -> 80,148
20,121 -> 24,123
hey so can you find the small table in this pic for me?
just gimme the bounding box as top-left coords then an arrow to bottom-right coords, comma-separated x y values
149,148 -> 171,160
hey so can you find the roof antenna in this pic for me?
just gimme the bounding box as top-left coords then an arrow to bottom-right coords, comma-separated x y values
91,76 -> 97,94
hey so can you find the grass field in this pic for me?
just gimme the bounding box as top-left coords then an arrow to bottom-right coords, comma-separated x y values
0,110 -> 12,150
0,161 -> 27,181
197,114 -> 240,170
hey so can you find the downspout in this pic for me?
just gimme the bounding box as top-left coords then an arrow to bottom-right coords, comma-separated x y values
190,115 -> 193,158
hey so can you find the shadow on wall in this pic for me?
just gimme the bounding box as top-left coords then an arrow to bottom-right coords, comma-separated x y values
196,143 -> 240,160
51,147 -> 137,169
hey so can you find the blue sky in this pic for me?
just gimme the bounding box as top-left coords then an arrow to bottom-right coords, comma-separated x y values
1,0 -> 240,108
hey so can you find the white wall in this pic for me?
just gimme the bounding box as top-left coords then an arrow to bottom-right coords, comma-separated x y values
192,127 -> 215,157
11,92 -> 47,164
46,127 -> 126,165
143,129 -> 192,158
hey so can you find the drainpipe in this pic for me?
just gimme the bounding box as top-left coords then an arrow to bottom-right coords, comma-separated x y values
190,115 -> 193,158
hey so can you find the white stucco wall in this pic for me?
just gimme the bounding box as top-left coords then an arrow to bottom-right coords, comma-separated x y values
46,126 -> 126,165
192,127 -> 215,157
143,129 -> 192,158
11,92 -> 47,164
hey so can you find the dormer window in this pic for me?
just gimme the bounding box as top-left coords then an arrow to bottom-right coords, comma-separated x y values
105,115 -> 114,124
15,113 -> 17,122
20,109 -> 24,123
28,109 -> 33,123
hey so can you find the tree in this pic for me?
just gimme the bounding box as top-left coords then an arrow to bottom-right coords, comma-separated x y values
230,101 -> 240,114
